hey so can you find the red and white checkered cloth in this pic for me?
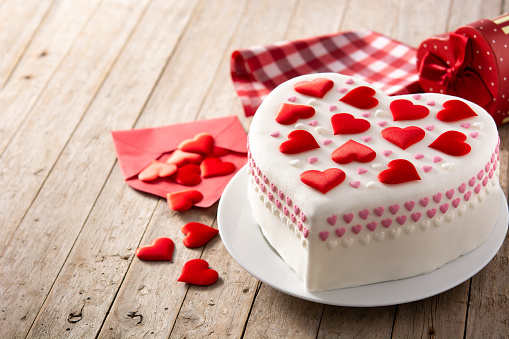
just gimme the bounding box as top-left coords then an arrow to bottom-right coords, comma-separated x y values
231,30 -> 419,116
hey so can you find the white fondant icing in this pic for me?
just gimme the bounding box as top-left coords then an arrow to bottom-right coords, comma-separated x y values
248,73 -> 500,291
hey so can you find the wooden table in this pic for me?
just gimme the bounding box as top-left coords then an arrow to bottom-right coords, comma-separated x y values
1,0 -> 508,337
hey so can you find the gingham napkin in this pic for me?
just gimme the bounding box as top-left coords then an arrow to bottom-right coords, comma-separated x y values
231,30 -> 419,116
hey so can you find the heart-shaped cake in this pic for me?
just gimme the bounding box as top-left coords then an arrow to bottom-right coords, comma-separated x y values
247,73 -> 501,291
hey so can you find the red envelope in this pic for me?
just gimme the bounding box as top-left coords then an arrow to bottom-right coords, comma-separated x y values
111,116 -> 247,208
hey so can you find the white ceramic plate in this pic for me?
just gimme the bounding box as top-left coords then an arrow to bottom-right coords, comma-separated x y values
218,166 -> 509,307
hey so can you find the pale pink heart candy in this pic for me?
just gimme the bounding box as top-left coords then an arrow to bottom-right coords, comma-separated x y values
452,198 -> 461,208
427,208 -> 437,218
275,200 -> 281,208
283,207 -> 289,215
396,215 -> 407,225
382,150 -> 392,156
300,212 -> 306,222
378,120 -> 388,127
485,162 -> 490,172
470,132 -> 479,138
483,177 -> 489,186
458,183 -> 466,193
389,204 -> 400,214
477,170 -> 484,180
287,96 -> 296,102
349,181 -> 361,188
361,136 -> 372,142
460,122 -> 471,129
381,219 -> 392,228
338,87 -> 347,93
291,214 -> 297,223
361,111 -> 371,118
446,189 -> 455,199
374,206 -> 384,216
308,156 -> 318,164
351,225 -> 362,234
335,228 -> 346,238
278,190 -> 284,199
427,100 -> 435,106
294,205 -> 300,214
260,184 -> 266,192
420,197 -> 430,207
433,193 -> 442,203
357,167 -> 368,174
489,169 -> 494,178
286,196 -> 292,206
412,94 -> 421,100
464,191 -> 472,201
270,131 -> 280,137
367,222 -> 377,231
414,153 -> 424,159
440,203 -> 449,214
469,177 -> 476,187
343,213 -> 354,223
303,228 -> 308,238
263,175 -> 269,183
267,192 -> 273,201
425,125 -> 434,131
328,105 -> 338,111
345,78 -> 355,84
322,139 -> 332,145
327,215 -> 337,225
359,209 -> 369,220
405,201 -> 415,211
411,212 -> 422,222
297,221 -> 303,231
308,120 -> 318,126
319,231 -> 329,241
432,156 -> 442,163
422,165 -> 432,173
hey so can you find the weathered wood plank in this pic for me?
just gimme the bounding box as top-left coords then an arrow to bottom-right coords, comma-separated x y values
0,0 -> 101,155
97,1 -> 250,337
447,0 -> 502,31
0,1 -> 150,337
25,1 -> 200,337
0,0 -> 53,88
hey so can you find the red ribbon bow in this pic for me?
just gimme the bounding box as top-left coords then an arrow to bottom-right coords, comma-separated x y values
418,33 -> 492,107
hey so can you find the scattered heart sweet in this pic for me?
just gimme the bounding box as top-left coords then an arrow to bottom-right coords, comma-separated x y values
181,222 -> 219,248
135,237 -> 174,261
138,161 -> 177,181
166,149 -> 203,167
247,73 -> 500,291
177,259 -> 219,285
178,133 -> 215,155
200,158 -> 236,178
167,190 -> 203,211
170,163 -> 202,186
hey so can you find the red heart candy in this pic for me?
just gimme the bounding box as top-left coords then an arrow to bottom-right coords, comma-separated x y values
293,77 -> 334,98
181,222 -> 219,248
331,139 -> 376,164
339,86 -> 379,109
135,237 -> 174,261
138,161 -> 177,181
178,259 -> 218,285
208,146 -> 230,157
436,99 -> 478,122
170,163 -> 201,186
429,130 -> 471,156
200,157 -> 236,178
381,126 -> 425,150
274,103 -> 315,125
166,149 -> 203,167
279,130 -> 320,154
179,133 -> 215,155
330,113 -> 370,135
378,159 -> 421,184
300,168 -> 346,194
167,190 -> 203,211
390,99 -> 429,121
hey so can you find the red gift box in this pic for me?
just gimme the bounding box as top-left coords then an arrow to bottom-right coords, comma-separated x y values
416,13 -> 509,126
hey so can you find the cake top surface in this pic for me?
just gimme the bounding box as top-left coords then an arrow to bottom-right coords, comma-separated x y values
248,73 -> 499,221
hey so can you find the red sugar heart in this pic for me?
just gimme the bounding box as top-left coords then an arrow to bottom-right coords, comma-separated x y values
170,163 -> 201,186
331,139 -> 376,164
330,113 -> 370,135
436,100 -> 478,122
138,161 -> 177,181
274,103 -> 315,125
339,86 -> 379,109
390,99 -> 429,121
429,131 -> 471,156
378,159 -> 421,184
293,77 -> 334,98
200,157 -> 236,178
181,222 -> 219,248
167,190 -> 203,211
208,146 -> 230,157
381,126 -> 425,150
178,259 -> 218,285
279,130 -> 320,154
300,168 -> 346,194
179,133 -> 215,155
135,237 -> 174,261
167,149 -> 203,167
